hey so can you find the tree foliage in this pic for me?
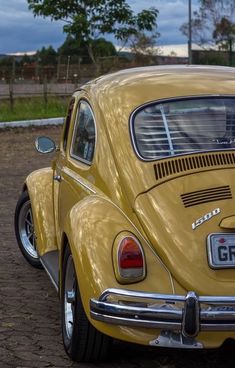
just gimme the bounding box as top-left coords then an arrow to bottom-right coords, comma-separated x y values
37,45 -> 57,65
129,31 -> 160,57
180,0 -> 235,48
58,35 -> 116,62
58,36 -> 85,56
27,0 -> 158,63
92,38 -> 117,58
213,17 -> 235,49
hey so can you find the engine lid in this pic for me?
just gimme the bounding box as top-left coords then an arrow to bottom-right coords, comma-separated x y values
134,169 -> 235,295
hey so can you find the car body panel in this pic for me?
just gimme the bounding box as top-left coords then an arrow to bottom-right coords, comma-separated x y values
134,168 -> 235,295
25,168 -> 57,256
60,194 -> 176,344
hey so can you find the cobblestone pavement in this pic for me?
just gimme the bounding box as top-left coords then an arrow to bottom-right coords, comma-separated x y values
1,126 -> 235,368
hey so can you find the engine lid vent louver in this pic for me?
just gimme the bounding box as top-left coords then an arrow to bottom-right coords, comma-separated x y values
154,152 -> 235,181
181,185 -> 232,208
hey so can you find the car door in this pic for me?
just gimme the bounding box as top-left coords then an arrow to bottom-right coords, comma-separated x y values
53,96 -> 76,248
54,97 -> 97,248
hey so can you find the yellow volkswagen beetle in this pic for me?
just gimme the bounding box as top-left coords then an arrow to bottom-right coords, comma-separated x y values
15,65 -> 235,361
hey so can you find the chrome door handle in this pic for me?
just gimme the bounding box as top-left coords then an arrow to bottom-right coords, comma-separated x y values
53,175 -> 62,182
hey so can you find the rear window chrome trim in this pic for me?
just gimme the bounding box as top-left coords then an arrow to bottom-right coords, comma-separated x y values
130,94 -> 235,162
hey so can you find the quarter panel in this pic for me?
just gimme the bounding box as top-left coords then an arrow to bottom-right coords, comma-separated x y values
63,195 -> 173,343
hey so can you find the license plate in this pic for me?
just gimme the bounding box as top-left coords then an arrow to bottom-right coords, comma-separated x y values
207,233 -> 235,269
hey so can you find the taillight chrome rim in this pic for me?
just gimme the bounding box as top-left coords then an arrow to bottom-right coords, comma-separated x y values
113,234 -> 146,284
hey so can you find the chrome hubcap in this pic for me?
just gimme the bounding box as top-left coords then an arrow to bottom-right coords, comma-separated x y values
64,255 -> 76,339
19,200 -> 38,259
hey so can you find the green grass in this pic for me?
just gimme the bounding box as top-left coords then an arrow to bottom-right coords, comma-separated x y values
0,96 -> 69,122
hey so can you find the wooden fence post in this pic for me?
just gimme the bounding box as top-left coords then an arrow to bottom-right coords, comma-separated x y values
9,80 -> 14,111
43,76 -> 48,108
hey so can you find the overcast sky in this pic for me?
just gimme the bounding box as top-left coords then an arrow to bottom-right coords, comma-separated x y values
0,0 -> 199,54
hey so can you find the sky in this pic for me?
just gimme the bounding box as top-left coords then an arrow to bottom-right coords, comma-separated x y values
0,0 -> 199,54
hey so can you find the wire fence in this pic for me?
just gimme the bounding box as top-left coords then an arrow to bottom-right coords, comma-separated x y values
0,54 -> 188,109
0,55 -> 130,84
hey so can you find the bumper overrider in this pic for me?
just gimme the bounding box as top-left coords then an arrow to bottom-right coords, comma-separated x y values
90,289 -> 235,348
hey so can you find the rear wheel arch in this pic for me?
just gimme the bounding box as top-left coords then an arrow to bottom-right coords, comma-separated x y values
59,232 -> 69,294
61,243 -> 112,362
22,183 -> 28,193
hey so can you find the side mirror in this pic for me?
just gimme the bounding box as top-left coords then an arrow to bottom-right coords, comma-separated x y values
35,136 -> 56,154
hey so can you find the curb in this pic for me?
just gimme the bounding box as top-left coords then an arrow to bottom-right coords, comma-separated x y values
0,117 -> 64,129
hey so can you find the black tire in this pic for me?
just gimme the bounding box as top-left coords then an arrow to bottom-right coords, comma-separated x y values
14,190 -> 42,269
61,246 -> 112,362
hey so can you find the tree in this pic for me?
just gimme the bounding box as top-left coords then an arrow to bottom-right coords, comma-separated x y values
36,46 -> 57,65
58,35 -> 116,63
92,38 -> 116,59
129,31 -> 160,59
20,53 -> 35,65
180,0 -> 235,48
27,0 -> 158,65
59,36 -> 84,56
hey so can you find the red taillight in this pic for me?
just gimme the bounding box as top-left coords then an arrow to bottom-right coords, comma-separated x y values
118,237 -> 145,279
119,238 -> 143,268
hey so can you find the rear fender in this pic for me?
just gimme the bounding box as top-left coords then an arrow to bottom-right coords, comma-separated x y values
25,168 -> 57,256
62,195 -> 173,327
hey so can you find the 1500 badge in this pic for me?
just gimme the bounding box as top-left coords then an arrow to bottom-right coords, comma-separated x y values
192,208 -> 221,230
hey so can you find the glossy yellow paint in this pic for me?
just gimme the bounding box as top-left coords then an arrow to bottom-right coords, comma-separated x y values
25,168 -> 57,256
83,65 -> 235,201
24,66 -> 235,348
63,194 -> 174,344
220,215 -> 235,229
135,169 -> 235,294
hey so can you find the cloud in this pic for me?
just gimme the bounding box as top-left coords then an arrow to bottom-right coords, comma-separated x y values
130,0 -> 198,45
0,0 -> 199,53
114,0 -> 199,46
0,0 -> 65,53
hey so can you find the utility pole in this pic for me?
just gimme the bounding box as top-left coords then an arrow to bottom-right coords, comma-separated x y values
188,0 -> 192,64
229,37 -> 234,67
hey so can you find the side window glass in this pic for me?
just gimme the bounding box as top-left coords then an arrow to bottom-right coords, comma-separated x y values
71,101 -> 96,164
63,98 -> 75,151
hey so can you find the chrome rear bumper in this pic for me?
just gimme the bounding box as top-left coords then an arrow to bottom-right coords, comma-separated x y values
90,288 -> 235,342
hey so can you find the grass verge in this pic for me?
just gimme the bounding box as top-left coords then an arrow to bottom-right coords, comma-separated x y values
0,96 -> 69,122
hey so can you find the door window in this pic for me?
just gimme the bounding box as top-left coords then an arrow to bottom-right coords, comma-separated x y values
71,100 -> 96,164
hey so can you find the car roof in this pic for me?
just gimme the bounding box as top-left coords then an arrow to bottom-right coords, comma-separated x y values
85,64 -> 235,86
75,65 -> 235,123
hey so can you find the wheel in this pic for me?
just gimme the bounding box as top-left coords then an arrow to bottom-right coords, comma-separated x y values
61,246 -> 112,362
14,190 -> 42,269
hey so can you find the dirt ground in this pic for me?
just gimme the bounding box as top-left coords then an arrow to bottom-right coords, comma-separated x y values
1,125 -> 235,367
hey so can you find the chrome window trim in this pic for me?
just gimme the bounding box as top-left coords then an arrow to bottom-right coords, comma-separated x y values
63,97 -> 76,152
70,99 -> 97,165
129,94 -> 235,162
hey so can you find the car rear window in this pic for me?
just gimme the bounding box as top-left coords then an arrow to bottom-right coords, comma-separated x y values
131,97 -> 235,160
